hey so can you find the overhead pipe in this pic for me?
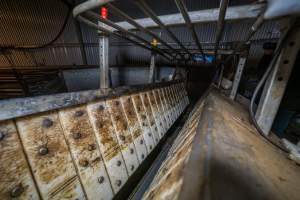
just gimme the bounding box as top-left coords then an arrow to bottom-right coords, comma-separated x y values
213,0 -> 229,60
134,0 -> 192,60
174,0 -> 206,62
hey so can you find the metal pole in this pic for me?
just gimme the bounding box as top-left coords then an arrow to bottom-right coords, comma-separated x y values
134,0 -> 192,59
174,0 -> 206,61
255,23 -> 300,135
99,22 -> 110,89
229,55 -> 247,100
149,52 -> 156,83
214,0 -> 229,59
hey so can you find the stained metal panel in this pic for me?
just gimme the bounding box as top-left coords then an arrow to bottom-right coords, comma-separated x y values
120,95 -> 149,163
147,91 -> 165,138
140,92 -> 161,144
58,106 -> 114,200
153,89 -> 169,132
131,94 -> 156,153
107,98 -> 140,176
87,101 -> 128,193
16,112 -> 85,200
0,120 -> 40,200
158,88 -> 172,128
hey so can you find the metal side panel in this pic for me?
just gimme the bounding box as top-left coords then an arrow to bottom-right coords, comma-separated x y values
58,106 -> 114,200
147,91 -> 165,138
131,94 -> 156,153
0,121 -> 40,200
120,95 -> 148,163
140,92 -> 161,144
16,112 -> 85,200
158,88 -> 172,128
107,99 -> 140,176
167,85 -> 179,119
153,89 -> 169,133
172,84 -> 183,115
174,84 -> 184,114
162,87 -> 175,125
87,101 -> 128,194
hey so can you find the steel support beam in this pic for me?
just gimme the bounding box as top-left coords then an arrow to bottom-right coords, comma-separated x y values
112,4 -> 264,31
230,56 -> 247,100
255,24 -> 300,135
149,53 -> 156,83
99,22 -> 110,89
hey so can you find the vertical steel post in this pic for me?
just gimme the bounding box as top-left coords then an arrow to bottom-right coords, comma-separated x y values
149,52 -> 156,83
99,27 -> 110,89
255,23 -> 300,135
230,55 -> 247,100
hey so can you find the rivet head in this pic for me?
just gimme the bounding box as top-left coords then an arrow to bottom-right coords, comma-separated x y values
0,131 -> 5,141
10,185 -> 23,198
117,160 -> 122,166
148,132 -> 151,137
98,105 -> 104,111
131,165 -> 135,171
38,146 -> 48,156
116,180 -> 122,187
88,144 -> 96,151
141,154 -> 145,159
140,139 -> 144,144
72,132 -> 82,140
150,145 -> 153,150
115,101 -> 120,106
130,148 -> 134,154
42,118 -> 53,128
119,135 -> 125,141
98,176 -> 104,184
128,111 -> 132,115
74,110 -> 84,117
79,159 -> 89,167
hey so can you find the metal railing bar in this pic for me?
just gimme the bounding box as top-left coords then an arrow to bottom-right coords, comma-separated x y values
85,11 -> 173,59
134,0 -> 192,59
174,0 -> 206,62
213,0 -> 229,60
106,3 -> 180,59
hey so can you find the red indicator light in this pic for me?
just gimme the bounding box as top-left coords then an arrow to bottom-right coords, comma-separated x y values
101,7 -> 108,19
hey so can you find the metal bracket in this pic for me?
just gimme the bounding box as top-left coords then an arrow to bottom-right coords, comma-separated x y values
230,56 -> 247,100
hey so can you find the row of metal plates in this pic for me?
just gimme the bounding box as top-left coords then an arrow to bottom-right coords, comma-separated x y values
0,82 -> 189,200
142,97 -> 205,200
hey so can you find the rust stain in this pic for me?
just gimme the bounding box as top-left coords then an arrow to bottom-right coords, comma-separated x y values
132,95 -> 150,128
107,99 -> 133,149
0,120 -> 39,200
89,103 -> 120,161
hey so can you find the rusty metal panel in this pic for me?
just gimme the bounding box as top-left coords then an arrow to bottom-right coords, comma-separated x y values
162,87 -> 175,125
172,84 -> 182,115
120,95 -> 148,163
0,120 -> 40,200
106,98 -> 140,176
16,112 -> 85,200
131,94 -> 156,153
87,101 -> 128,194
58,106 -> 114,200
140,92 -> 161,144
147,91 -> 165,138
152,89 -> 169,133
158,88 -> 172,129
166,86 -> 179,119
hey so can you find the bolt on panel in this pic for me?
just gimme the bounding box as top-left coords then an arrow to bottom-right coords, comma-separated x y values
58,106 -> 114,200
0,121 -> 40,200
140,92 -> 161,144
87,101 -> 128,194
131,94 -> 156,153
16,112 -> 85,200
120,96 -> 148,163
106,99 -> 140,176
